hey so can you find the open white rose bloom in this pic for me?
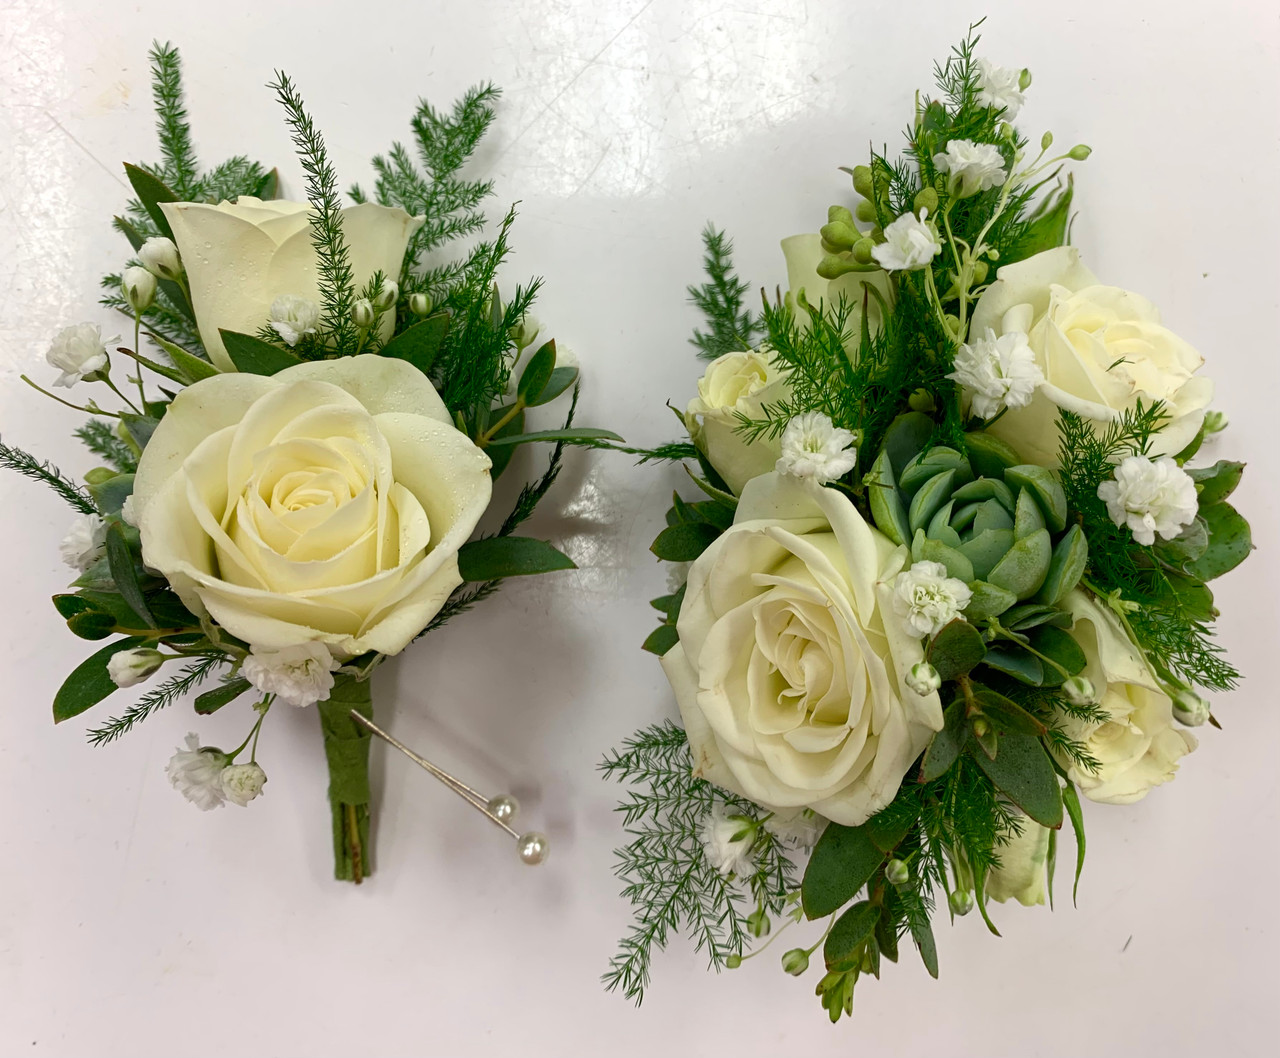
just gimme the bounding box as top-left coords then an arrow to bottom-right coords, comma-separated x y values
132,355 -> 492,657
606,30 -> 1252,1023
661,473 -> 942,825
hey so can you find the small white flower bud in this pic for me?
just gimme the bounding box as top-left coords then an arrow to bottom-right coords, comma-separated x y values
372,279 -> 399,312
221,762 -> 267,806
781,948 -> 810,976
747,908 -> 771,938
107,647 -> 166,688
1171,687 -> 1210,727
949,889 -> 975,916
905,662 -> 942,697
1203,410 -> 1228,436
408,291 -> 432,316
725,954 -> 742,969
138,236 -> 183,281
1067,144 -> 1092,161
885,858 -> 910,886
1062,676 -> 1097,707
1040,130 -> 1054,151
121,266 -> 157,312
1019,68 -> 1033,91
352,298 -> 376,329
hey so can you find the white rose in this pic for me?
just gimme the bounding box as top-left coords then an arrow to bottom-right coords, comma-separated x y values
661,473 -> 943,825
972,247 -> 1213,466
160,197 -> 423,372
685,350 -> 790,495
781,232 -> 893,335
131,355 -> 492,657
986,816 -> 1050,906
1058,590 -> 1196,804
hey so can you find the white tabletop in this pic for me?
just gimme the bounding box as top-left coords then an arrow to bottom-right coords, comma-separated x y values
1,1 -> 1277,1055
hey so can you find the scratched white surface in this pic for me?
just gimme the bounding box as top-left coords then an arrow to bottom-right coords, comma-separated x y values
1,2 -> 1278,1055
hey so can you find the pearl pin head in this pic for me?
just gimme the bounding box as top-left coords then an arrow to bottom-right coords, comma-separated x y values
517,831 -> 549,866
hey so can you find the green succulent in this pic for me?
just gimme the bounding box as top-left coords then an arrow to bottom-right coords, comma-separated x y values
865,413 -> 1087,620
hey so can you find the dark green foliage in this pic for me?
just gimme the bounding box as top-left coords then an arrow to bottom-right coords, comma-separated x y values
270,72 -> 358,353
688,226 -> 762,360
601,721 -> 798,1004
0,439 -> 98,514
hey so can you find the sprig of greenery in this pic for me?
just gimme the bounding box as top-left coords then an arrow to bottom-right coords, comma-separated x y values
0,439 -> 98,514
689,226 -> 761,360
86,654 -> 229,746
270,72 -> 357,353
602,721 -> 797,1004
147,42 -> 199,199
74,420 -> 138,474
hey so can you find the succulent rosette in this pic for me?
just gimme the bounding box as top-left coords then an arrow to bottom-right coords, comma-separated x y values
604,29 -> 1253,1025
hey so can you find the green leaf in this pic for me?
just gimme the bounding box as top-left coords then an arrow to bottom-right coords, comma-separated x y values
801,823 -> 885,919
123,162 -> 178,240
1188,460 -> 1244,506
105,523 -> 155,628
517,340 -> 557,404
684,465 -> 739,509
926,619 -> 987,680
120,414 -> 161,451
53,637 -> 148,722
53,594 -> 94,620
379,313 -> 450,375
66,610 -> 118,640
456,536 -> 576,580
641,623 -> 680,656
650,522 -> 720,562
1027,625 -> 1087,687
649,584 -> 687,619
972,733 -> 1063,828
1004,174 -> 1073,264
220,330 -> 303,376
824,901 -> 881,972
1061,779 -> 1087,905
920,699 -> 966,781
484,427 -> 625,448
972,687 -> 1046,736
194,678 -> 252,715
982,645 -> 1044,685
148,332 -> 220,382
909,912 -> 939,979
1186,502 -> 1252,581
881,412 -> 936,478
527,366 -> 578,407
485,404 -> 525,480
1156,517 -> 1209,565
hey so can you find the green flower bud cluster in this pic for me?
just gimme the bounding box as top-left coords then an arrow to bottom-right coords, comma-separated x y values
867,413 -> 1087,620
815,163 -> 903,280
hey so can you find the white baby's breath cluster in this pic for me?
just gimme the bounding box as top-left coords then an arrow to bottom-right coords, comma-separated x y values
975,58 -> 1027,119
268,294 -> 321,347
948,327 -> 1043,419
872,210 -> 942,272
893,561 -> 973,638
242,642 -> 339,709
775,412 -> 858,483
933,139 -> 1007,197
1097,455 -> 1199,546
47,323 -> 114,387
59,513 -> 107,571
166,734 -> 267,811
699,804 -> 757,878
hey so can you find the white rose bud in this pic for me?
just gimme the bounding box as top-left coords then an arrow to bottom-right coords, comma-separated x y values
1062,675 -> 1097,706
1171,687 -> 1210,727
106,647 -> 166,688
47,323 -> 113,387
372,279 -> 399,312
781,948 -> 810,976
138,236 -> 183,281
408,291 -> 432,316
121,266 -> 157,312
885,858 -> 910,886
906,662 -> 943,697
352,298 -> 376,329
221,762 -> 268,807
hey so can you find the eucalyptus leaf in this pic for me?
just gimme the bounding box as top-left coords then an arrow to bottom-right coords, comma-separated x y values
651,522 -> 720,563
53,636 -> 148,722
1186,502 -> 1252,581
527,365 -> 578,407
926,619 -> 986,680
982,645 -> 1044,685
920,699 -> 966,781
517,340 -> 557,404
220,329 -> 303,376
824,901 -> 881,971
641,623 -> 679,656
457,536 -> 576,580
105,523 -> 155,628
909,911 -> 940,979
801,823 -> 885,919
972,733 -> 1063,828
1187,460 -> 1244,506
379,313 -> 450,375
972,687 -> 1046,736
